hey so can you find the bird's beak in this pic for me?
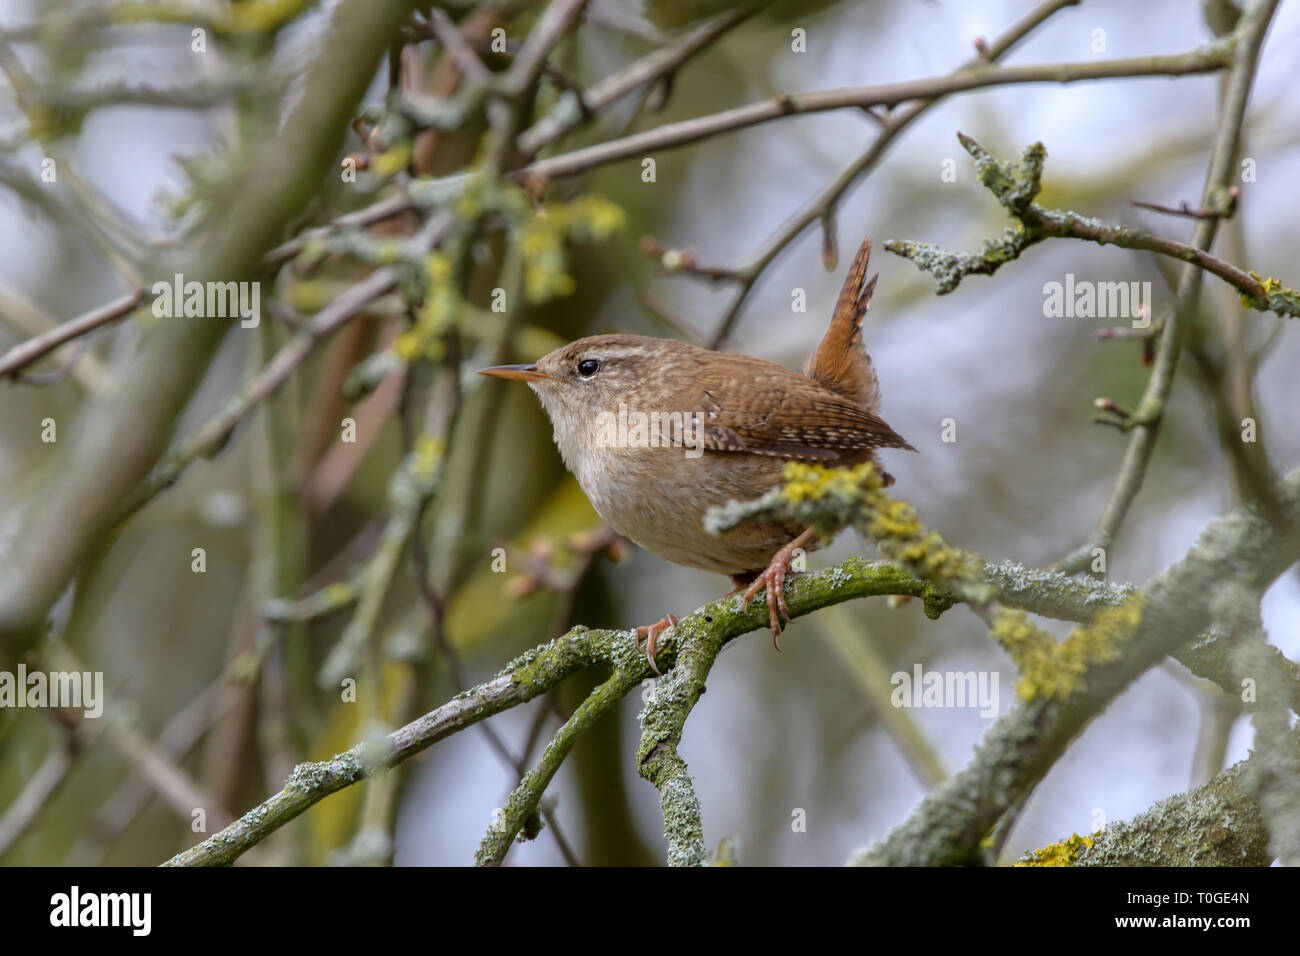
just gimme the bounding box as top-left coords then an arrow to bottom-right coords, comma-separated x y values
477,364 -> 550,382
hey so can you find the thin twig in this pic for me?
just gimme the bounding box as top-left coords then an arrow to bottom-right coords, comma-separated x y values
501,0 -> 589,96
704,0 -> 1085,347
0,289 -> 142,380
523,46 -> 1234,183
0,720 -> 97,857
428,8 -> 493,86
517,3 -> 764,157
1054,0 -> 1281,573
1130,190 -> 1238,220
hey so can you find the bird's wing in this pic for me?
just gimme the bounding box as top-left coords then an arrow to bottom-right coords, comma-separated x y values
692,362 -> 914,462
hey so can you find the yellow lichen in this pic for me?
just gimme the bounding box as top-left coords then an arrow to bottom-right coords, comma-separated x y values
393,329 -> 424,363
514,194 -> 625,304
370,143 -> 413,179
424,252 -> 452,286
1015,833 -> 1094,867
775,463 -> 987,599
325,582 -> 354,605
993,596 -> 1144,702
780,461 -> 881,502
371,239 -> 404,265
411,435 -> 445,480
1240,270 -> 1300,313
564,194 -> 627,239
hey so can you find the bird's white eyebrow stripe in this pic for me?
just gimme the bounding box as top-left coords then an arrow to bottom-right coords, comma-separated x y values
580,347 -> 639,360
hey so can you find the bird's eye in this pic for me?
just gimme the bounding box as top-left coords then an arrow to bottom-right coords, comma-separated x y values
577,358 -> 601,377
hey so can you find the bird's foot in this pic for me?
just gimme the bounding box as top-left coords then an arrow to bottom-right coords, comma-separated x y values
634,614 -> 679,675
739,530 -> 816,649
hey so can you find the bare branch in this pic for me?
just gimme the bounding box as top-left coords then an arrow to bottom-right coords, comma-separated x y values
523,45 -> 1234,183
0,290 -> 142,381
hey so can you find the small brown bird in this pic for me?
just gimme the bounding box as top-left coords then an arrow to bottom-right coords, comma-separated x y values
480,235 -> 913,670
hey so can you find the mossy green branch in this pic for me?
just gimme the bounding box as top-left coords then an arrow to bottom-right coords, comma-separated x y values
166,460 -> 1300,866
635,621 -> 727,867
163,556 -> 948,866
164,625 -> 620,866
476,669 -> 639,866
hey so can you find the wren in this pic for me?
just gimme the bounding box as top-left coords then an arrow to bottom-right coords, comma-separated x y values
480,235 -> 913,671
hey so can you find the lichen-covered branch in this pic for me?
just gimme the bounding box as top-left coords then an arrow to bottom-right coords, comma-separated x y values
476,669 -> 639,866
635,619 -> 730,867
711,463 -> 1296,706
884,133 -> 1299,317
1021,761 -> 1272,866
164,554 -> 947,865
1222,588 -> 1300,865
163,457 -> 1299,865
851,464 -> 1300,866
707,462 -> 992,605
163,626 -> 619,866
521,44 -> 1234,182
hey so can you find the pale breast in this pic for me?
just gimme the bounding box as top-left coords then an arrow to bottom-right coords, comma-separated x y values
571,443 -> 806,576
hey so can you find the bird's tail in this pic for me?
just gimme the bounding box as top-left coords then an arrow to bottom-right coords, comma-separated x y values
804,233 -> 882,412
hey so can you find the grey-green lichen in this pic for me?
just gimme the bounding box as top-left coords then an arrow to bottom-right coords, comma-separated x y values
285,750 -> 367,792
960,133 -> 1045,215
476,668 -> 638,865
883,229 -> 1032,295
1240,271 -> 1300,318
885,133 -> 1300,318
983,561 -> 1136,619
658,774 -> 708,867
1070,762 -> 1271,866
633,615 -> 720,867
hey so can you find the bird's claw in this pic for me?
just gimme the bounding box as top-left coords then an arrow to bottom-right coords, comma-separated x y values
743,556 -> 797,650
634,614 -> 679,675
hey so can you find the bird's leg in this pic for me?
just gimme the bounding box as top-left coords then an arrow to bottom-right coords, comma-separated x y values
634,614 -> 679,675
741,527 -> 817,649
725,571 -> 757,597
